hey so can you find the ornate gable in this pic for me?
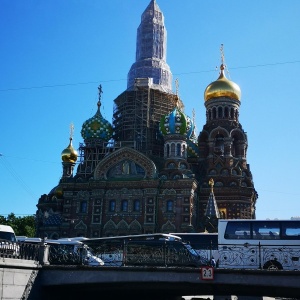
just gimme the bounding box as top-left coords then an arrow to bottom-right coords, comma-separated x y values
94,147 -> 157,180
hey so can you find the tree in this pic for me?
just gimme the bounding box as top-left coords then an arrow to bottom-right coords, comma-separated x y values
0,213 -> 36,237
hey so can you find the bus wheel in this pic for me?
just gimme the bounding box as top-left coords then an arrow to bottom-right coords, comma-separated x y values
263,260 -> 283,270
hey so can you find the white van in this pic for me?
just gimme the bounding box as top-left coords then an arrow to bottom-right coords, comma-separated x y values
47,238 -> 104,266
0,224 -> 16,242
0,224 -> 18,256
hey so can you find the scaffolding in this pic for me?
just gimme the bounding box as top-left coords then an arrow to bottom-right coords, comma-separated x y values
75,81 -> 184,178
113,81 -> 184,158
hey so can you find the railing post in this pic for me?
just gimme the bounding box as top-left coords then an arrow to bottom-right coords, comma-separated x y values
258,242 -> 262,269
38,238 -> 50,265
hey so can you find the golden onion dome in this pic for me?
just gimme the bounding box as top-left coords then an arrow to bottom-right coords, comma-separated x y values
204,64 -> 241,101
54,185 -> 63,198
61,137 -> 78,163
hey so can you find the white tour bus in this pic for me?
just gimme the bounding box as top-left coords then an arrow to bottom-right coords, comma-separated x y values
218,219 -> 300,270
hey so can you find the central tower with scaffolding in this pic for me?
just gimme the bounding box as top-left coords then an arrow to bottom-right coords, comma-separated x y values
113,0 -> 182,157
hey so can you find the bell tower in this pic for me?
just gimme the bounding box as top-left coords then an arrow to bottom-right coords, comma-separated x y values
198,45 -> 258,230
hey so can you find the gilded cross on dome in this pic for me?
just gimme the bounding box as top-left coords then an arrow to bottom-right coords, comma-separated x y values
209,178 -> 214,193
70,123 -> 74,140
98,84 -> 103,99
97,84 -> 103,108
220,43 -> 225,66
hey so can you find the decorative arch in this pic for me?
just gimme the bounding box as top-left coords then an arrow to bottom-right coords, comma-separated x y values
129,220 -> 142,231
74,220 -> 87,231
161,220 -> 176,233
210,126 -> 230,139
103,219 -> 117,230
94,147 -> 157,180
159,172 -> 169,180
230,128 -> 247,141
117,219 -> 129,230
231,129 -> 247,157
170,172 -> 183,180
162,188 -> 176,195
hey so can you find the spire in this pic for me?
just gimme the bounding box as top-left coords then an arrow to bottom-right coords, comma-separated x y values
127,0 -> 173,93
205,178 -> 220,218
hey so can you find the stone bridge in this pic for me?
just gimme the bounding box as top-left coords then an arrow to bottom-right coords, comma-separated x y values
1,241 -> 300,300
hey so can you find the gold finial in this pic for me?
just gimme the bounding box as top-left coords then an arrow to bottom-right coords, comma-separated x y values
70,123 -> 74,141
220,43 -> 225,66
220,44 -> 230,78
209,178 -> 214,193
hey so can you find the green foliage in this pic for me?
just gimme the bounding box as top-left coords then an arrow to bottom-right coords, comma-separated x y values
0,213 -> 36,237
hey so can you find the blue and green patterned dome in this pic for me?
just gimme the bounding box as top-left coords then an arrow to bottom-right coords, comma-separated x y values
159,106 -> 194,138
81,101 -> 113,141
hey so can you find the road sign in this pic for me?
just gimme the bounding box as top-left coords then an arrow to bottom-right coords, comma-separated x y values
201,266 -> 214,280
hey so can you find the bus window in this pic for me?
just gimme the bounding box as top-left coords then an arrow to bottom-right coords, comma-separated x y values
281,221 -> 300,239
252,221 -> 280,240
224,221 -> 251,240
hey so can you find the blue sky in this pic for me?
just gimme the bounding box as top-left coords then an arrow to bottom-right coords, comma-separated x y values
1,0 -> 299,220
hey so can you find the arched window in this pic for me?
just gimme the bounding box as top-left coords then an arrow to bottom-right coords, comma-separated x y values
109,200 -> 116,212
166,144 -> 170,157
133,200 -> 140,212
176,143 -> 181,156
213,107 -> 217,119
218,106 -> 223,118
80,201 -> 87,213
208,110 -> 212,121
224,107 -> 229,118
171,143 -> 175,156
166,200 -> 173,212
231,108 -> 235,120
182,144 -> 186,158
121,200 -> 128,212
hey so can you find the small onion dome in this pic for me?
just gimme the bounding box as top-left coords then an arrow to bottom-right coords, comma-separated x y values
54,185 -> 63,198
61,137 -> 78,163
49,185 -> 63,198
81,101 -> 113,141
160,106 -> 194,138
204,64 -> 241,101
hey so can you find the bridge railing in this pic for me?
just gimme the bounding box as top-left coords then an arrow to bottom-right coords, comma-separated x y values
47,243 -> 85,265
0,240 -> 44,263
0,241 -> 87,265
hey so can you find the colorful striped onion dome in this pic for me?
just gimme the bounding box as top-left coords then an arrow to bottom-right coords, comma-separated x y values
81,100 -> 113,141
159,106 -> 194,138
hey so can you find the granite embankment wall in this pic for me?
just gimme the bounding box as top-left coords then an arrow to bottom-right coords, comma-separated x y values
0,258 -> 39,300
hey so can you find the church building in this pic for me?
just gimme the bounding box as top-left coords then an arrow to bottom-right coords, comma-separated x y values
36,0 -> 257,239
